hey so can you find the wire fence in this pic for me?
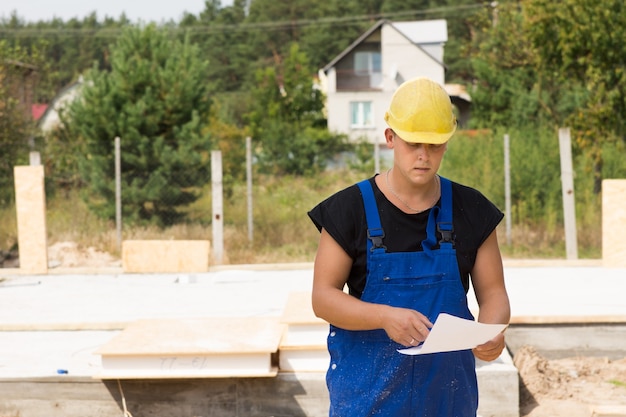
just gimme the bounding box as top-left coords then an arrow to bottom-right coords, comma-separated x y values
0,138 -> 262,268
0,169 -> 218,269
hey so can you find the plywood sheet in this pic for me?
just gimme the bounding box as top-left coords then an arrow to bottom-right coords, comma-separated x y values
602,180 -> 626,267
280,291 -> 326,325
96,317 -> 284,379
278,348 -> 329,373
278,292 -> 329,371
14,165 -> 48,274
122,240 -> 210,273
98,317 -> 284,355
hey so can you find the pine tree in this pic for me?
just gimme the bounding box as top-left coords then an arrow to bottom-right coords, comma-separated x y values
67,24 -> 213,226
246,43 -> 347,175
0,41 -> 40,203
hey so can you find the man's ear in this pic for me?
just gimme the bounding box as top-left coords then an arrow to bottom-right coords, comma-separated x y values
384,128 -> 395,149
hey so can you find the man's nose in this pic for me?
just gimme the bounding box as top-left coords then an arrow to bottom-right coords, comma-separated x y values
415,144 -> 430,158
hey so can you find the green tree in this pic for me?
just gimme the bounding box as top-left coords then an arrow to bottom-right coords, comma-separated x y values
0,40 -> 45,203
0,12 -> 127,102
180,0 -> 252,93
64,24 -> 213,226
380,0 -> 430,14
469,2 -> 540,129
246,43 -> 347,175
523,0 -> 626,192
435,0 -> 495,84
297,1 -> 373,71
245,0 -> 310,61
204,99 -> 249,190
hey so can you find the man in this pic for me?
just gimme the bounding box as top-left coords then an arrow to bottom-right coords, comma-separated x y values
308,77 -> 510,416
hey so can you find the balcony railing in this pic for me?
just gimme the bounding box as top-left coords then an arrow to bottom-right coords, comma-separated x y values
335,70 -> 383,91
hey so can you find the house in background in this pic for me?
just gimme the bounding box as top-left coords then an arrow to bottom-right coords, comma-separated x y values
318,19 -> 470,148
37,77 -> 83,134
1,60 -> 38,124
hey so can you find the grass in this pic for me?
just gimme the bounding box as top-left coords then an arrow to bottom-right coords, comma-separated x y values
609,379 -> 626,389
0,205 -> 18,251
0,168 -> 603,265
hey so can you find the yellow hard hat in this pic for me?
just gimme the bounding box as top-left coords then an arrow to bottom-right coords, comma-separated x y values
384,77 -> 457,144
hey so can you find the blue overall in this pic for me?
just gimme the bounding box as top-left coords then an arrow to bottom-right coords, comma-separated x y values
326,177 -> 478,417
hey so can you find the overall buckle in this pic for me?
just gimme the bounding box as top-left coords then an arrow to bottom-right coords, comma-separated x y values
367,228 -> 386,251
437,222 -> 454,245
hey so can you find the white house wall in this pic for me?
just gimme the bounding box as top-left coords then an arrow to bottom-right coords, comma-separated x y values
323,67 -> 336,94
381,24 -> 445,87
39,82 -> 82,133
419,44 -> 444,63
326,90 -> 394,146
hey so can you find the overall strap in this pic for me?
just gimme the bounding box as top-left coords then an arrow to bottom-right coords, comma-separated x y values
357,179 -> 386,253
438,176 -> 454,244
422,176 -> 454,252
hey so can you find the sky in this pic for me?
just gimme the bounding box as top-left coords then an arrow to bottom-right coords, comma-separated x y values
0,0 -> 223,24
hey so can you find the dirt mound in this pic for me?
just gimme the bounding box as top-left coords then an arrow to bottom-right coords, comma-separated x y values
47,241 -> 120,268
514,345 -> 626,416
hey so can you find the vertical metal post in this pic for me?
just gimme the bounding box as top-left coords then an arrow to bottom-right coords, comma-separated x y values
115,137 -> 122,253
374,140 -> 380,174
246,137 -> 253,243
504,134 -> 511,245
491,1 -> 499,28
558,128 -> 578,259
211,150 -> 224,264
29,151 -> 41,166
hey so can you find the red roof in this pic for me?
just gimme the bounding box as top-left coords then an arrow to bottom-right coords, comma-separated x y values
32,103 -> 48,121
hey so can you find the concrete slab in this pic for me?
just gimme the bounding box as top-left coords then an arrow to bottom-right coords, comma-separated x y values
0,262 -> 625,417
476,350 -> 519,417
0,269 -> 312,331
470,264 -> 626,323
0,330 -> 114,378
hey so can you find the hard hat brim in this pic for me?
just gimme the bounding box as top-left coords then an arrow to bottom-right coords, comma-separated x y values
390,125 -> 456,145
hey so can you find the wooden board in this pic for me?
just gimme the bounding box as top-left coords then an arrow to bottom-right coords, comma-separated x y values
590,405 -> 626,417
122,240 -> 211,273
280,291 -> 328,348
280,292 -> 325,325
279,292 -> 330,372
278,347 -> 330,373
96,317 -> 284,379
14,165 -> 48,274
603,179 -> 626,267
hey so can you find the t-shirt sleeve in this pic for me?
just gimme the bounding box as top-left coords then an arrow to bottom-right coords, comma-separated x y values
455,183 -> 504,249
452,183 -> 504,287
307,184 -> 364,260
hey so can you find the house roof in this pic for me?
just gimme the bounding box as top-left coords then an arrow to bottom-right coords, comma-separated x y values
444,83 -> 472,102
31,103 -> 48,121
3,59 -> 38,72
322,19 -> 386,73
322,19 -> 447,73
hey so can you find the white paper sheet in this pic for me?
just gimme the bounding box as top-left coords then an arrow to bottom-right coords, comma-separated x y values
398,313 -> 507,355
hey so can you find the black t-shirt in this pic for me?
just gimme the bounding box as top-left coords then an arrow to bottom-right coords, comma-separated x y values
308,175 -> 503,298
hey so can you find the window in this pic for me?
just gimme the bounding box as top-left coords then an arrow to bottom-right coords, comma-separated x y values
354,51 -> 382,88
351,101 -> 373,127
354,52 -> 381,75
